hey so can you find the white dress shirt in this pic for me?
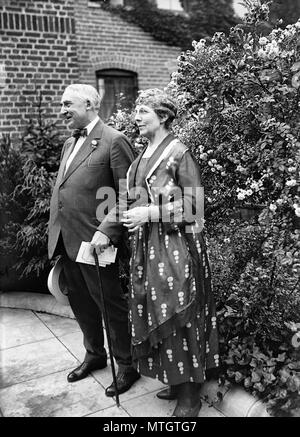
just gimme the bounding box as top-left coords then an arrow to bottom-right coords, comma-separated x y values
64,115 -> 100,175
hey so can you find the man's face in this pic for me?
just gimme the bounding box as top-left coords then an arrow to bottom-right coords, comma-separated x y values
60,89 -> 90,129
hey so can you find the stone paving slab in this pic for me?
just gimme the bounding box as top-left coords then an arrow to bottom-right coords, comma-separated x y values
0,337 -> 78,388
36,312 -> 80,337
0,307 -> 39,326
0,295 -> 272,417
0,317 -> 54,350
86,405 -> 131,418
58,330 -> 87,362
0,369 -> 115,417
0,292 -> 75,318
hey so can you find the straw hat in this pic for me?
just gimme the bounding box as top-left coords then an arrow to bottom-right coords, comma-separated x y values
47,258 -> 69,306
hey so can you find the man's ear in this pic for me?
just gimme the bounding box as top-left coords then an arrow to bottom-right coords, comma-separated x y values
86,99 -> 92,110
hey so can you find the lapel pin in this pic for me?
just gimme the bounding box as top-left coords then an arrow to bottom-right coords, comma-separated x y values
91,140 -> 98,149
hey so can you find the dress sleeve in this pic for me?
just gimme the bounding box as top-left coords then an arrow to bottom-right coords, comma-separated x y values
159,150 -> 204,234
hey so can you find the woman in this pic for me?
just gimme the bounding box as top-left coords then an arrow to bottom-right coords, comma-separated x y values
121,88 -> 219,417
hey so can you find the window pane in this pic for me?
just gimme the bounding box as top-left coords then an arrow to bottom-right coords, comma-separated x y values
156,0 -> 183,11
110,0 -> 124,6
96,69 -> 138,121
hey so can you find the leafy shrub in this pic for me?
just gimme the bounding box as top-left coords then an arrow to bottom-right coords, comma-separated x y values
165,0 -> 300,416
109,0 -> 300,416
0,92 -> 62,284
98,0 -> 238,50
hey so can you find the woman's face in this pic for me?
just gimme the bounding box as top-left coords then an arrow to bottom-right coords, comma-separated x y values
134,104 -> 162,138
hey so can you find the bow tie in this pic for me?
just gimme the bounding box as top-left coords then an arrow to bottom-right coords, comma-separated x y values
72,128 -> 88,139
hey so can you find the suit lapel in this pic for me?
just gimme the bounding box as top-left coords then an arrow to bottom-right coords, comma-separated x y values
59,119 -> 104,186
56,138 -> 76,185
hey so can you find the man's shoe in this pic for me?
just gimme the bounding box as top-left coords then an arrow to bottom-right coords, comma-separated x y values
105,369 -> 140,397
67,360 -> 107,383
156,385 -> 178,400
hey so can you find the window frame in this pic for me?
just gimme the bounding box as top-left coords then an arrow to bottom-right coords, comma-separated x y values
96,68 -> 138,120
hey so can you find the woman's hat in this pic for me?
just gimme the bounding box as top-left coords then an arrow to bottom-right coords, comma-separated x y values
47,258 -> 69,306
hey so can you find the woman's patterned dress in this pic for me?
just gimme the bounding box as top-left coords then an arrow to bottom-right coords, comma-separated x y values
126,134 -> 219,385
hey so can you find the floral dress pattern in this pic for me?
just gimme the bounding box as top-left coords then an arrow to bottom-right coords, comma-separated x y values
127,134 -> 219,385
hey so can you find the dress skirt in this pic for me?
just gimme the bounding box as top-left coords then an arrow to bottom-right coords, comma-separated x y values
128,221 -> 220,386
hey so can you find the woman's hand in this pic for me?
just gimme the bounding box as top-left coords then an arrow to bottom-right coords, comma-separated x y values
121,205 -> 160,232
121,206 -> 150,232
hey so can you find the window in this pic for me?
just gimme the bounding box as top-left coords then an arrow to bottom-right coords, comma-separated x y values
96,69 -> 138,121
110,0 -> 124,6
232,0 -> 247,17
156,0 -> 183,11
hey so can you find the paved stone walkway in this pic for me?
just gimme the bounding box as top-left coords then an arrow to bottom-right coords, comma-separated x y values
0,293 -> 270,418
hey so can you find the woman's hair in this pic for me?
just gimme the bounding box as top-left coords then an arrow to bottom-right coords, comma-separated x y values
64,84 -> 102,111
135,88 -> 177,129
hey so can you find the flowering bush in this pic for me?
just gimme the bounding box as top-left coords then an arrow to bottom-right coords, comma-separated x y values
165,0 -> 300,416
109,0 -> 300,416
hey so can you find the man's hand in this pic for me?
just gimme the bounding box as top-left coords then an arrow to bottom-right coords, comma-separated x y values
90,231 -> 111,255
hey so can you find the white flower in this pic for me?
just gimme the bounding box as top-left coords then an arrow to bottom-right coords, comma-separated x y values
286,179 -> 297,187
237,192 -> 245,200
250,181 -> 261,191
237,165 -> 246,173
257,48 -> 267,59
200,153 -> 208,160
293,204 -> 300,217
269,203 -> 277,212
259,37 -> 268,46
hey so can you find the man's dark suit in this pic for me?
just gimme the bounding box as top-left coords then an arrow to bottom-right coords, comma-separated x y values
48,118 -> 135,369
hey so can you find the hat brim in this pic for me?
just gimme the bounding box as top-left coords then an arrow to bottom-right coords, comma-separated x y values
47,258 -> 69,306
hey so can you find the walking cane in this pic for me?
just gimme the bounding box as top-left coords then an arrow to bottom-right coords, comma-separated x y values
93,249 -> 120,407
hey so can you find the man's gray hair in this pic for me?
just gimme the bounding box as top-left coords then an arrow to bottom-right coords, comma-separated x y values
65,84 -> 102,110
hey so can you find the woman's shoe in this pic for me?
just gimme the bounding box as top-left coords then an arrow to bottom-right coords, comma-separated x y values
156,385 -> 178,400
171,382 -> 202,417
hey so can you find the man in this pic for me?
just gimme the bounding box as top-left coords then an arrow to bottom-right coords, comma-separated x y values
48,83 -> 139,397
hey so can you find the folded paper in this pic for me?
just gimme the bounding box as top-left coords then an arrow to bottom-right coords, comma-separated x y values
76,241 -> 117,266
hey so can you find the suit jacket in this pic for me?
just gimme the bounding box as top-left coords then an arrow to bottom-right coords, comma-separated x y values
48,118 -> 134,261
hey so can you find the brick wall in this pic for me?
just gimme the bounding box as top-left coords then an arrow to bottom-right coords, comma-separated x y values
0,0 -> 181,140
0,0 -> 79,140
75,0 -> 181,90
